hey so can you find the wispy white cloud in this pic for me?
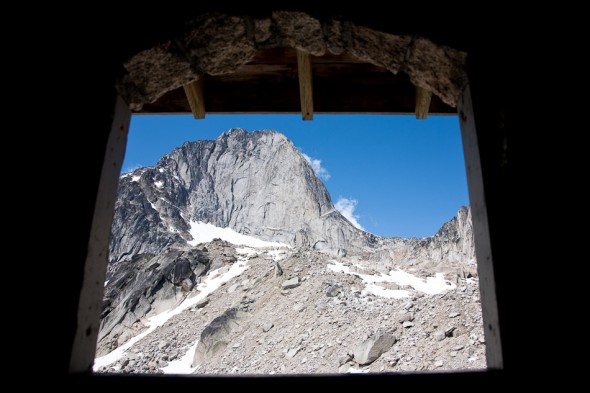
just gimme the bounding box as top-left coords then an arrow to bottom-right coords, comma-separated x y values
335,197 -> 364,230
302,153 -> 331,181
122,164 -> 143,174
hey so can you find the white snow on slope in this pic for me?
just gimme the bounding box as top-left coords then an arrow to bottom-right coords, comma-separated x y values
93,249 -> 252,371
161,340 -> 199,374
327,260 -> 455,299
131,175 -> 141,182
188,221 -> 290,249
154,180 -> 164,188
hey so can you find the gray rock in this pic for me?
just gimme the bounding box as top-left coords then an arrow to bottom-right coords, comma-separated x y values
210,258 -> 224,271
286,347 -> 301,359
325,285 -> 341,297
433,331 -> 446,341
196,297 -> 209,309
158,341 -> 169,350
181,278 -> 194,292
448,312 -> 461,318
338,354 -> 352,366
192,307 -> 245,366
274,261 -> 283,277
353,332 -> 396,365
282,277 -> 300,289
402,321 -> 414,328
262,323 -> 274,333
445,327 -> 457,337
399,313 -> 414,323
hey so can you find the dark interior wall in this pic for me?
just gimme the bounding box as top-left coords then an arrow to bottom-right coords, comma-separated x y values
45,5 -> 548,386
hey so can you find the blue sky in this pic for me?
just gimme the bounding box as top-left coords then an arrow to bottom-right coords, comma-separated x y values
122,114 -> 469,238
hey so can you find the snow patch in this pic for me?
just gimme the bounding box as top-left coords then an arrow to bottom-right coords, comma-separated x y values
347,367 -> 370,373
160,340 -> 199,374
154,180 -> 164,188
158,168 -> 165,173
131,175 -> 141,182
327,261 -> 455,298
236,247 -> 259,257
267,249 -> 287,261
188,221 -> 290,249
319,209 -> 336,218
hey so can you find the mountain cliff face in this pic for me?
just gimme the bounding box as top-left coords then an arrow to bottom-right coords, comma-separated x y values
110,128 -> 377,268
97,128 -> 483,374
110,128 -> 472,270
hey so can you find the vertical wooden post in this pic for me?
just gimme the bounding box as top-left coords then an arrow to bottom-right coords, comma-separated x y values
183,78 -> 206,119
415,86 -> 432,119
297,50 -> 314,120
69,96 -> 131,372
458,84 -> 503,370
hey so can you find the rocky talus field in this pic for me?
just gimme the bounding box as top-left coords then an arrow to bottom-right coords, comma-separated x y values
95,129 -> 485,375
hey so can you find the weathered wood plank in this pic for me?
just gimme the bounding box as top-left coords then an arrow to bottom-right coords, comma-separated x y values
297,50 -> 314,120
69,96 -> 131,372
183,78 -> 206,119
415,85 -> 432,119
458,84 -> 503,369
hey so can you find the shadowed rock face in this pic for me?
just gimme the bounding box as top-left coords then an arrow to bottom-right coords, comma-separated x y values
97,248 -> 211,355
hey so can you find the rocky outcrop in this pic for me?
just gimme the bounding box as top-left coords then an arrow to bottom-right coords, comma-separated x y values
97,248 -> 211,355
118,12 -> 466,110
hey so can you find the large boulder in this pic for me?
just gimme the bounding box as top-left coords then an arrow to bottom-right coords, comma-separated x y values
192,307 -> 246,366
353,331 -> 396,365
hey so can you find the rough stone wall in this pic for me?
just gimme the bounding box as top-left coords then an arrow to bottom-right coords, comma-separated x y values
117,11 -> 467,111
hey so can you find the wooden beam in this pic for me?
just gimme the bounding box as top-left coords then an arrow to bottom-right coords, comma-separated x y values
70,96 -> 131,372
457,84 -> 503,369
415,85 -> 432,119
183,78 -> 206,119
296,50 -> 314,120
